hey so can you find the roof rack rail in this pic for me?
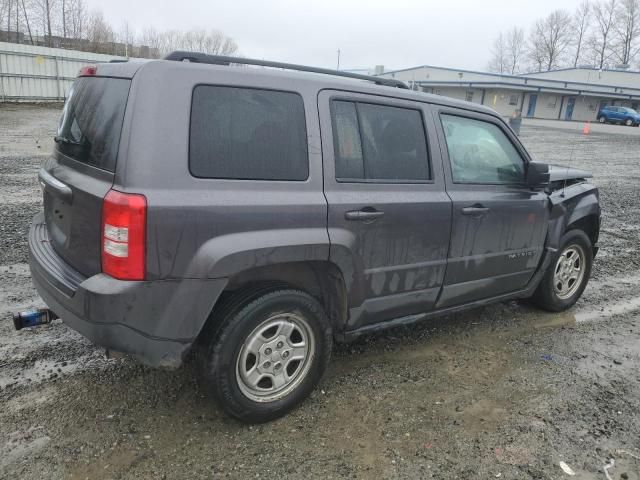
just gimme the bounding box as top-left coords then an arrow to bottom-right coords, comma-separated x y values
163,51 -> 409,89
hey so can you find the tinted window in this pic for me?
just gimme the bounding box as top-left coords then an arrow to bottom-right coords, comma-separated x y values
190,86 -> 308,180
56,77 -> 130,172
332,100 -> 430,182
332,101 -> 364,179
441,115 -> 525,184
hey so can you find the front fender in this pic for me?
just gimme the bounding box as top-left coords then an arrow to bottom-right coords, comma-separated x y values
546,183 -> 600,250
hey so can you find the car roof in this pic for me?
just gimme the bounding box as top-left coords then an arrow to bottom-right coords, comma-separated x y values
93,58 -> 501,119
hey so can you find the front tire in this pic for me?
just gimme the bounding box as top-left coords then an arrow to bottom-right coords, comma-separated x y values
531,230 -> 593,312
199,287 -> 332,423
625,118 -> 634,126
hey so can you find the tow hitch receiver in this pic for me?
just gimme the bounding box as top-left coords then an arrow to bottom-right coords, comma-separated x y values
13,309 -> 58,330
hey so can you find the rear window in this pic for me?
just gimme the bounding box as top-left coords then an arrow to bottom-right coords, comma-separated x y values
189,86 -> 308,180
56,77 -> 130,172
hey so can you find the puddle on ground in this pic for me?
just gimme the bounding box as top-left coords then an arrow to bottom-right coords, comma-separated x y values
524,295 -> 640,330
575,296 -> 640,323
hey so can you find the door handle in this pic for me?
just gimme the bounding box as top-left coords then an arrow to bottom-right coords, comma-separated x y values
461,206 -> 490,216
345,209 -> 385,221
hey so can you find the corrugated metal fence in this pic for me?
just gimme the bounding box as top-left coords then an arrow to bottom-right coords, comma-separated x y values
0,41 -> 125,102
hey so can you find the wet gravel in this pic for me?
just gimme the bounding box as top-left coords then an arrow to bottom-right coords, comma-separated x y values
0,202 -> 42,265
0,106 -> 639,479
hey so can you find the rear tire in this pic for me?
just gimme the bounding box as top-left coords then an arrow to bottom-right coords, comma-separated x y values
198,287 -> 332,423
530,230 -> 593,312
598,116 -> 606,123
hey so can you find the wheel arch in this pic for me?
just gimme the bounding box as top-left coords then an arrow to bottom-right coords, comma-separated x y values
566,214 -> 600,247
198,261 -> 349,343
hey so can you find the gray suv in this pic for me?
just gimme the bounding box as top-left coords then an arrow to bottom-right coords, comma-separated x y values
29,52 -> 600,422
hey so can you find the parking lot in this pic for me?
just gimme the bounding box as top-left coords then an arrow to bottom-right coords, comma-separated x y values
1,104 -> 639,479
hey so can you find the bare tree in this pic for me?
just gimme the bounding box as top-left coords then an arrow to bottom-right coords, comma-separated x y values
151,28 -> 238,57
572,1 -> 592,66
86,9 -> 113,51
21,0 -> 33,44
0,2 -> 6,37
528,10 -> 573,71
612,0 -> 640,64
139,26 -> 163,57
29,0 -> 56,46
66,0 -> 86,42
506,27 -> 526,74
590,0 -> 618,68
487,32 -> 508,73
118,20 -> 134,56
2,3 -> 238,59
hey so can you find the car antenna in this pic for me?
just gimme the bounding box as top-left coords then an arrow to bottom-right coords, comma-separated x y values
562,94 -> 588,199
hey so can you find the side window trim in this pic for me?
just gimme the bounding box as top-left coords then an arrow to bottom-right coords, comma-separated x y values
436,109 -> 530,187
329,96 -> 434,184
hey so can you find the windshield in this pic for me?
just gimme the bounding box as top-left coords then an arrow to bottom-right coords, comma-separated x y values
57,77 -> 131,172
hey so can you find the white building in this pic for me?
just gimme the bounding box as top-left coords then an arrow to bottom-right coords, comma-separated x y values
378,65 -> 640,122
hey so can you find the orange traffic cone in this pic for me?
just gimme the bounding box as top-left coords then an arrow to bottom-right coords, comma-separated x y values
583,121 -> 591,135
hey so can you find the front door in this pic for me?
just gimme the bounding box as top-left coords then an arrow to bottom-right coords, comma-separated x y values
318,91 -> 452,330
565,97 -> 576,120
432,108 -> 548,308
527,94 -> 538,117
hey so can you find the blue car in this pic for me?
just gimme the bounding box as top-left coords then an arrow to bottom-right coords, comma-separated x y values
597,106 -> 640,126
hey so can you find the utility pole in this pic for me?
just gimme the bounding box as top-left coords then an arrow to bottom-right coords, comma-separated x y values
336,49 -> 340,70
16,0 -> 20,43
62,0 -> 66,38
45,0 -> 52,47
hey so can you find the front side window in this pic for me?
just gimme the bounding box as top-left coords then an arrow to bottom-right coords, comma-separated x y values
331,100 -> 430,182
190,86 -> 308,180
441,114 -> 525,184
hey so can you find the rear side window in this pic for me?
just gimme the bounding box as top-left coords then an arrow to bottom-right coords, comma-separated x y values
331,100 -> 430,182
190,86 -> 308,180
56,77 -> 130,172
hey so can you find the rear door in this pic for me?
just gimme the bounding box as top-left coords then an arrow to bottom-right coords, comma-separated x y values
432,107 -> 548,308
610,107 -> 623,121
318,91 -> 451,331
40,76 -> 130,277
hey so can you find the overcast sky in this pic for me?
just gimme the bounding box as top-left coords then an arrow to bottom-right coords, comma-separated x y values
87,0 -> 586,72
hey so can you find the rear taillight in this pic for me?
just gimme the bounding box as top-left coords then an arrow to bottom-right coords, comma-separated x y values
101,190 -> 147,281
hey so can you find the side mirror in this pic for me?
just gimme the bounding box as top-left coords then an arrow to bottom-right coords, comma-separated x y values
526,162 -> 550,188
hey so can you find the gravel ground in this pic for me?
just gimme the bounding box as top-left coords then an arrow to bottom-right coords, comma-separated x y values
0,105 -> 639,479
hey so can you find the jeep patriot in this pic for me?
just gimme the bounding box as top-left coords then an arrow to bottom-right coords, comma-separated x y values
29,52 -> 600,422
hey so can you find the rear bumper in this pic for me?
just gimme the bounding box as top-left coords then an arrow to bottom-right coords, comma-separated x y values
28,213 -> 227,367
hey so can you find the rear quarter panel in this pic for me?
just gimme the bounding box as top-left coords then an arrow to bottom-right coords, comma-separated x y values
116,62 -> 329,281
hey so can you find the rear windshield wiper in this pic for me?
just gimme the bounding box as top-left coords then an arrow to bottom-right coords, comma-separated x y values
54,135 -> 82,146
